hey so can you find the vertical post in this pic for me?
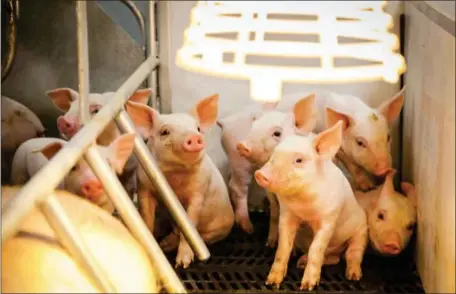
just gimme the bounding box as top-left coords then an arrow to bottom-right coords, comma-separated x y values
76,1 -> 90,125
40,194 -> 116,292
84,146 -> 187,293
147,0 -> 158,110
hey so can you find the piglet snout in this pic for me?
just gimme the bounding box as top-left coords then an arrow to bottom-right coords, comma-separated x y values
382,242 -> 400,255
183,134 -> 204,152
81,179 -> 104,201
236,142 -> 251,157
57,116 -> 79,138
255,170 -> 270,188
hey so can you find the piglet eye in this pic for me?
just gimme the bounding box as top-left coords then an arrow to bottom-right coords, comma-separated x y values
387,133 -> 391,142
294,158 -> 303,164
70,165 -> 77,172
273,131 -> 281,137
197,126 -> 201,133
406,223 -> 414,231
377,212 -> 385,220
355,137 -> 366,148
160,129 -> 170,137
92,109 -> 99,114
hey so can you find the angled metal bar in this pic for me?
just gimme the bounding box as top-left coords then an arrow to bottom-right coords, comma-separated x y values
40,194 -> 116,292
84,146 -> 187,293
147,0 -> 159,109
120,0 -> 146,52
116,110 -> 211,261
76,1 -> 91,124
1,56 -> 158,243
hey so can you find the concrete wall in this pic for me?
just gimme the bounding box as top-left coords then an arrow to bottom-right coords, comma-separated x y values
159,1 -> 404,208
402,2 -> 455,293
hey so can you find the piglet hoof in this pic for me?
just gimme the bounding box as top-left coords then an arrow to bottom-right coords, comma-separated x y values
238,218 -> 254,234
175,247 -> 194,269
345,265 -> 362,281
296,254 -> 308,269
265,264 -> 286,288
300,266 -> 320,291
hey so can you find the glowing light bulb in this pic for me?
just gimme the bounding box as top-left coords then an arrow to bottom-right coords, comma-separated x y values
176,1 -> 406,102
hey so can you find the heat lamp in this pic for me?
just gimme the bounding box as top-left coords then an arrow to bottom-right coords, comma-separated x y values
176,1 -> 406,102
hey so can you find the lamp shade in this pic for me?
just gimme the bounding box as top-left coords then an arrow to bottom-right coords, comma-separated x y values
176,1 -> 406,102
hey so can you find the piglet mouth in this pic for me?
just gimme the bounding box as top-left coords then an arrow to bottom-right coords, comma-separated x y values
254,170 -> 271,189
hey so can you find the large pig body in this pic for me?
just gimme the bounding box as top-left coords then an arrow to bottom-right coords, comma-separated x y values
46,88 -> 152,199
1,95 -> 46,184
233,94 -> 318,246
125,94 -> 235,268
1,186 -> 159,293
11,134 -> 136,214
255,122 -> 368,291
354,169 -> 417,256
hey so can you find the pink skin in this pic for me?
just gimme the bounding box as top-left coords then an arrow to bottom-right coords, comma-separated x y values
355,169 -> 417,257
125,94 -> 235,269
256,122 -> 368,290
81,178 -> 104,202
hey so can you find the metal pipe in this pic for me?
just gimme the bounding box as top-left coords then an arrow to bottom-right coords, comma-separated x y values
76,1 -> 91,125
147,0 -> 158,109
40,194 -> 116,292
120,0 -> 146,52
116,111 -> 211,261
1,56 -> 159,243
1,0 -> 17,82
84,146 -> 186,293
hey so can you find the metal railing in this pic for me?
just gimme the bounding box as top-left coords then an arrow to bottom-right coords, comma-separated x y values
1,1 -> 210,292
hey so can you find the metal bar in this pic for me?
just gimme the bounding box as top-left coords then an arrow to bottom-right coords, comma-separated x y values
120,0 -> 146,52
84,146 -> 186,293
76,1 -> 91,124
116,111 -> 211,261
1,56 -> 158,243
40,194 -> 116,292
1,0 -> 17,82
147,0 -> 158,110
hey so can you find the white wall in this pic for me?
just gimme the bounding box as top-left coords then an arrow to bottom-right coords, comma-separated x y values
403,2 -> 455,293
159,1 -> 403,208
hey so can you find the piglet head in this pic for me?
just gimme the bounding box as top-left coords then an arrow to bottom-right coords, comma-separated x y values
367,168 -> 417,256
47,87 -> 152,141
125,94 -> 218,165
255,121 -> 343,195
238,94 -> 317,167
325,87 -> 405,177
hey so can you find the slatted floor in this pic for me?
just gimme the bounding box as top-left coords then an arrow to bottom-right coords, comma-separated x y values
166,212 -> 425,293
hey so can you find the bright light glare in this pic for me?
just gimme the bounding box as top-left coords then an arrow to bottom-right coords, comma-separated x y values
176,1 -> 406,102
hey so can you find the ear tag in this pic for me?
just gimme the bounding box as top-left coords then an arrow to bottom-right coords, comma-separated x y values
369,113 -> 379,121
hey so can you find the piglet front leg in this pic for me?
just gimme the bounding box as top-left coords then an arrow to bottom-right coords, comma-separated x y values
175,193 -> 204,269
266,191 -> 279,247
300,222 -> 336,291
137,186 -> 157,232
266,209 -> 299,288
345,224 -> 368,280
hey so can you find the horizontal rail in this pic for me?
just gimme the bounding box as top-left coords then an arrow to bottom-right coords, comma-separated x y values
1,55 -> 159,243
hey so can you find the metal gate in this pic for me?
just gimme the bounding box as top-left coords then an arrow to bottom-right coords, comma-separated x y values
1,1 -> 209,292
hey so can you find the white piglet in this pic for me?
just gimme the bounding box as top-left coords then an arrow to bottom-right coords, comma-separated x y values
46,87 -> 152,199
235,94 -> 317,246
125,94 -> 235,269
11,134 -> 136,213
255,122 -> 368,290
355,169 -> 417,256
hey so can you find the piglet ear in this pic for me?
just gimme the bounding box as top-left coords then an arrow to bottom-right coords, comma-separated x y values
377,86 -> 406,123
124,101 -> 159,139
46,88 -> 79,112
313,120 -> 343,160
380,168 -> 397,197
107,133 -> 136,174
36,142 -> 65,160
191,94 -> 219,133
293,93 -> 317,134
325,107 -> 353,132
401,181 -> 417,207
129,88 -> 152,105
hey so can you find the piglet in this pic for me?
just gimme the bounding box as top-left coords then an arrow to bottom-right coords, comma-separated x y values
255,121 -> 368,290
324,88 -> 406,191
1,186 -> 160,293
1,95 -> 46,184
355,169 -> 417,256
11,134 -> 135,214
235,94 -> 317,246
46,88 -> 152,199
125,94 -> 235,268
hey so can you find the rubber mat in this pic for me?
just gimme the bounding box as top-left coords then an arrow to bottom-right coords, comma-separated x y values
166,212 -> 425,293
